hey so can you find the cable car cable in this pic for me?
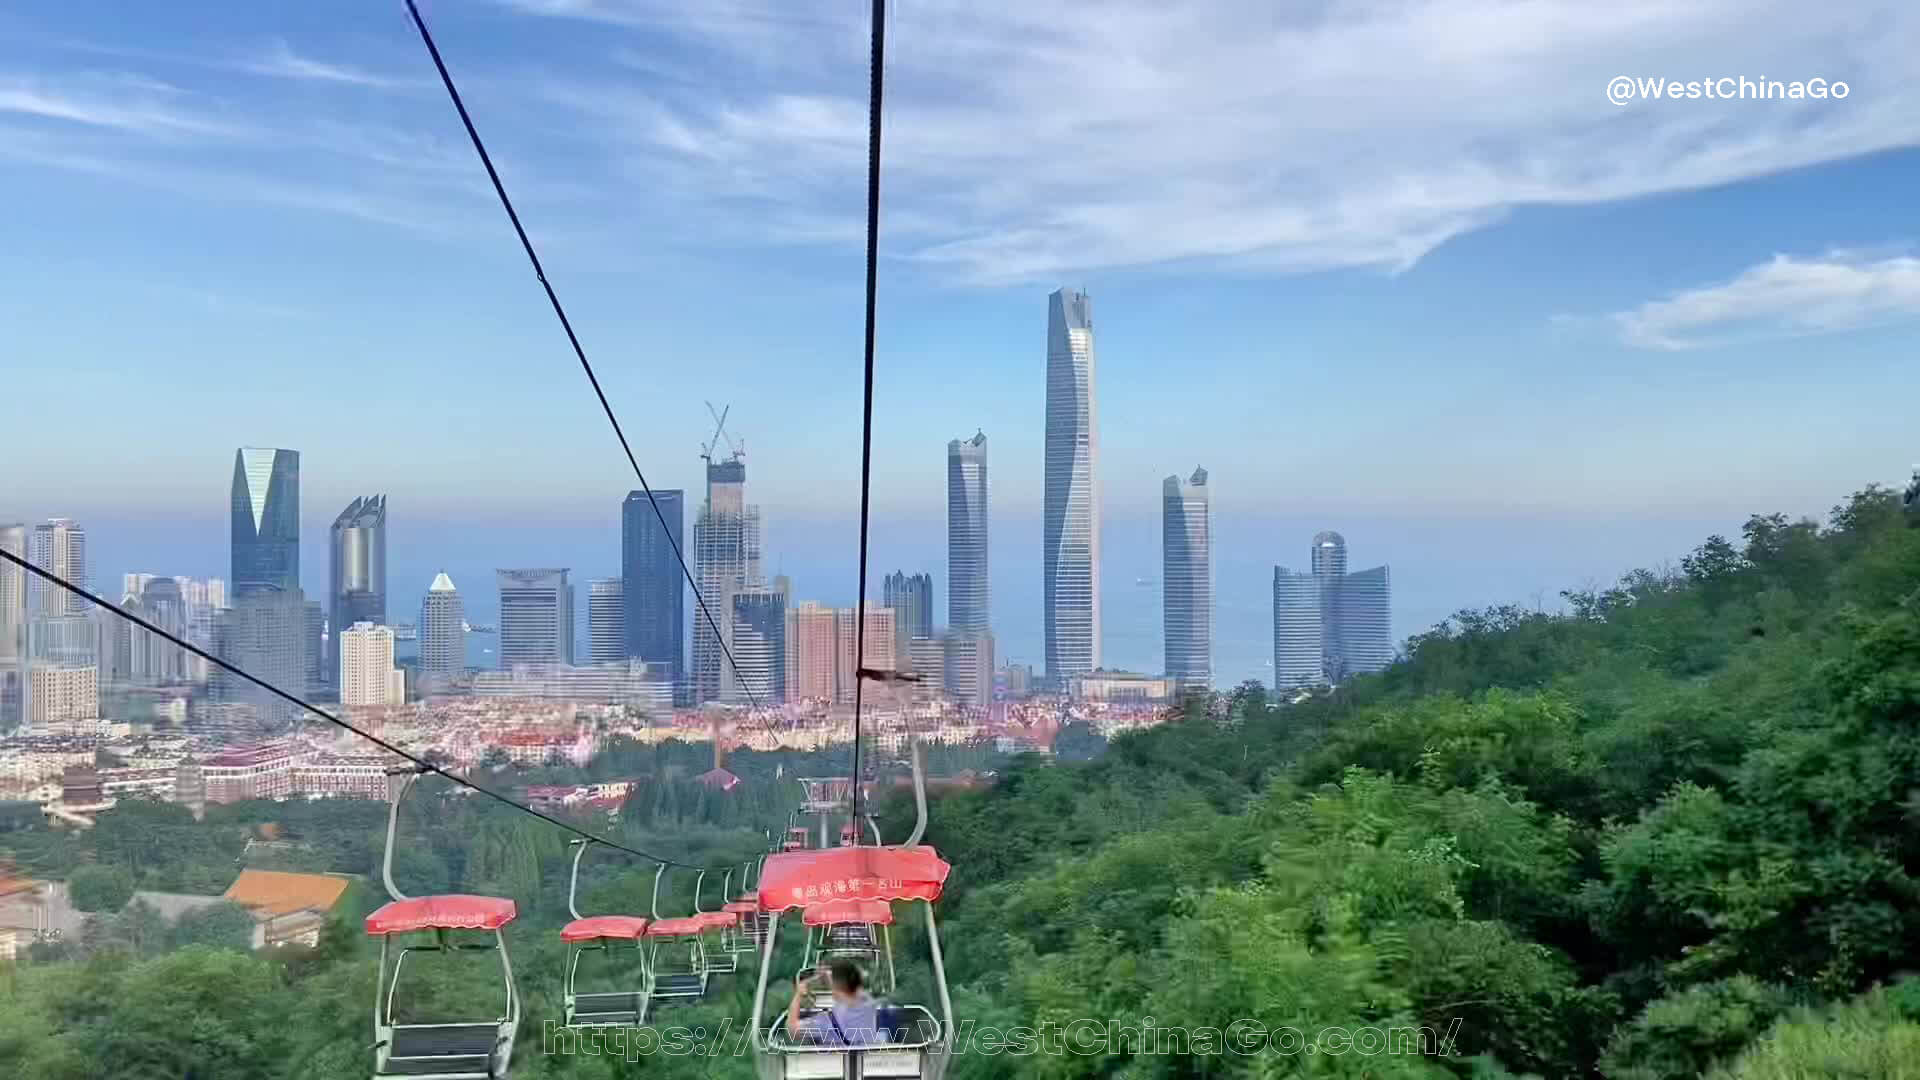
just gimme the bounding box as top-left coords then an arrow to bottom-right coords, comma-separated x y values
0,550 -> 729,873
847,0 -> 888,839
398,0 -> 778,744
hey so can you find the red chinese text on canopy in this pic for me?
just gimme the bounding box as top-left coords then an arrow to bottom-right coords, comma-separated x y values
365,894 -> 517,935
803,897 -> 894,926
757,846 -> 948,912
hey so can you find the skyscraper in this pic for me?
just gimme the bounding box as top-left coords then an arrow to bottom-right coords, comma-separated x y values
303,600 -> 324,694
217,589 -> 307,726
588,578 -> 625,666
497,569 -> 572,667
328,495 -> 387,682
1273,532 -> 1393,689
1162,467 -> 1212,689
622,489 -> 685,684
785,601 -> 838,703
231,449 -> 300,593
693,455 -> 762,703
340,622 -> 405,707
728,587 -> 786,704
224,448 -> 304,722
129,577 -> 189,685
947,432 -> 990,634
941,630 -> 995,708
882,571 -> 933,669
29,519 -> 88,616
1044,288 -> 1100,680
419,572 -> 464,682
0,525 -> 23,727
1334,565 -> 1394,679
1271,569 -> 1323,691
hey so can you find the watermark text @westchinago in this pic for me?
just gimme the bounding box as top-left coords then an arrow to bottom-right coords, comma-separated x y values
541,1017 -> 1464,1061
1607,75 -> 1849,106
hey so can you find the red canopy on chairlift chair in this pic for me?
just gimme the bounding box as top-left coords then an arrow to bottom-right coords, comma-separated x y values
365,895 -> 518,935
757,846 -> 949,912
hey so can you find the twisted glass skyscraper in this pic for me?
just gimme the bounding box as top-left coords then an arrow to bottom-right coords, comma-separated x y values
1162,467 -> 1212,689
1044,288 -> 1100,680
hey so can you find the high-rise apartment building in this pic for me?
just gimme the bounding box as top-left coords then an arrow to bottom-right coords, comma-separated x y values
328,496 -> 387,682
0,525 -> 21,728
621,489 -> 685,685
883,571 -> 933,670
1273,532 -> 1393,689
947,432 -> 990,637
588,578 -> 625,666
28,519 -> 87,617
728,588 -> 786,704
941,629 -> 995,708
497,569 -> 572,667
1162,467 -> 1212,689
1043,289 -> 1100,680
692,457 -> 762,703
28,664 -> 96,727
833,606 -> 894,704
419,572 -> 465,682
785,601 -> 838,703
339,622 -> 405,707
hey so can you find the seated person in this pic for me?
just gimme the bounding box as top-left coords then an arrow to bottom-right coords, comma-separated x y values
785,959 -> 886,1045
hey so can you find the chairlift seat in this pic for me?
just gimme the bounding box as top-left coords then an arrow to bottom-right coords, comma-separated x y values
385,1023 -> 502,1073
694,911 -> 738,931
646,916 -> 708,937
366,894 -> 517,935
724,901 -> 761,914
561,915 -> 649,942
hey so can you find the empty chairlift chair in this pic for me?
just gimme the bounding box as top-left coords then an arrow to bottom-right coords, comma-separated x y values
643,863 -> 712,1005
366,769 -> 521,1079
557,839 -> 652,1028
691,867 -> 742,974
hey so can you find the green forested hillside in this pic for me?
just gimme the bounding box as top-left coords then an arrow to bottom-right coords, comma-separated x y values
3,484 -> 1918,1078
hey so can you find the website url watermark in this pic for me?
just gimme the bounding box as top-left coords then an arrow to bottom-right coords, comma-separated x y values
1607,76 -> 1849,106
541,1017 -> 1463,1061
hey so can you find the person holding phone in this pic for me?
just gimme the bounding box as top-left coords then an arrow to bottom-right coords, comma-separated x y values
785,958 -> 883,1045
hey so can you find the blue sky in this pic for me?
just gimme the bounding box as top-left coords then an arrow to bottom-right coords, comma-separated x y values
4,1 -> 1918,685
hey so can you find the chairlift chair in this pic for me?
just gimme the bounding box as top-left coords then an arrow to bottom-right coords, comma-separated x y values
643,864 -> 712,1005
750,743 -> 954,1080
691,868 -> 741,973
366,769 -> 521,1079
557,839 -> 652,1028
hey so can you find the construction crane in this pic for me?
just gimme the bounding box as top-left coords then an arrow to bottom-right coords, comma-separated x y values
702,401 -> 745,466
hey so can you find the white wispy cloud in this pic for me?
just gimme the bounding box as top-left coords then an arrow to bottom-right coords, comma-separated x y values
0,71 -> 248,139
506,0 -> 1920,283
1613,251 -> 1920,349
238,40 -> 416,90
